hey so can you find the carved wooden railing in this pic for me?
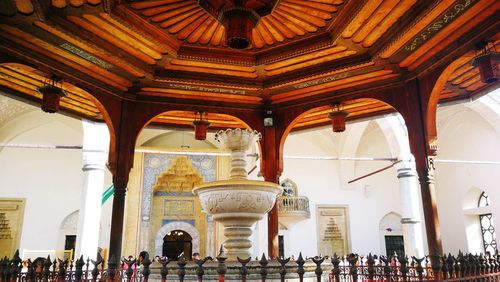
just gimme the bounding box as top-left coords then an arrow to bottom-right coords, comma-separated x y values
1,250 -> 499,281
278,196 -> 310,216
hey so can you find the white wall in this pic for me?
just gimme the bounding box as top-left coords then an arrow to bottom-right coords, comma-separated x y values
0,111 -> 83,255
0,107 -> 113,257
281,121 -> 401,257
435,103 -> 500,254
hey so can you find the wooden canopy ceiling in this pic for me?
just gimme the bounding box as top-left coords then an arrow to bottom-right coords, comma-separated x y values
0,0 -> 499,131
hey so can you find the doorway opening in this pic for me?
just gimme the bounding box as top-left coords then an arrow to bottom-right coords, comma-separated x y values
385,235 -> 405,258
64,235 -> 76,260
162,230 -> 192,260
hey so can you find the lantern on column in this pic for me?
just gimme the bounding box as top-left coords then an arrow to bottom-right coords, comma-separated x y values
36,75 -> 67,113
328,102 -> 348,133
471,41 -> 500,84
193,111 -> 210,140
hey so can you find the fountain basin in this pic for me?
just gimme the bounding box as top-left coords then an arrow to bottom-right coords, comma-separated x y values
193,179 -> 281,260
194,180 -> 281,215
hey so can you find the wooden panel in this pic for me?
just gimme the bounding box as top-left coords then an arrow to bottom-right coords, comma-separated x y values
82,14 -> 162,59
0,25 -> 131,91
379,0 -> 455,59
33,21 -> 146,78
361,0 -> 416,47
292,99 -> 394,130
51,0 -> 67,8
265,48 -> 356,76
164,64 -> 258,78
98,13 -> 169,54
265,46 -> 345,71
151,111 -> 246,129
169,59 -> 256,73
15,0 -> 34,14
270,70 -> 396,103
140,87 -> 262,104
402,0 -> 498,70
67,16 -> 158,65
130,0 -> 343,49
0,64 -> 101,118
442,42 -> 499,98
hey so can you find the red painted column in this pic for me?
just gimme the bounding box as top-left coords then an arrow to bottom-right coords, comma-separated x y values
415,156 -> 443,256
107,101 -> 139,260
260,117 -> 282,259
398,77 -> 444,257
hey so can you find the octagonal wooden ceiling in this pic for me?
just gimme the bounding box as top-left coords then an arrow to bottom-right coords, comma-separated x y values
129,0 -> 346,49
0,0 -> 499,131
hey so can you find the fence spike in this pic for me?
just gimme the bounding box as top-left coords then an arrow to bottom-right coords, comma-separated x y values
157,256 -> 170,282
57,258 -> 68,282
42,255 -> 52,281
141,253 -> 152,282
259,253 -> 268,281
10,250 -> 22,281
75,255 -> 85,282
412,256 -> 425,281
311,256 -> 326,282
277,256 -> 290,282
216,247 -> 228,282
195,256 -> 212,281
177,255 -> 187,282
400,255 -> 409,280
122,256 -> 135,281
91,256 -> 102,281
479,253 -> 486,275
107,255 -> 118,281
296,253 -> 306,282
494,253 -> 500,272
237,256 -> 251,282
488,253 -> 497,273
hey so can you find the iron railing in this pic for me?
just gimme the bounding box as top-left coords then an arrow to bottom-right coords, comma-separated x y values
278,196 -> 310,215
1,250 -> 499,281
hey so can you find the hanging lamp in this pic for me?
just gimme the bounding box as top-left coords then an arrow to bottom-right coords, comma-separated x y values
193,111 -> 210,140
471,41 -> 500,84
36,74 -> 67,113
198,0 -> 278,49
328,102 -> 348,133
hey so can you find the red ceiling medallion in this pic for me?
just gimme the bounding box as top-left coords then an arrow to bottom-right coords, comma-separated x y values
198,0 -> 279,49
193,111 -> 211,140
36,75 -> 67,113
472,41 -> 500,84
328,102 -> 348,133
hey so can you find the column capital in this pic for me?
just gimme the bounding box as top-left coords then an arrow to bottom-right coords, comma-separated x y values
82,163 -> 105,172
397,167 -> 416,179
401,218 -> 422,224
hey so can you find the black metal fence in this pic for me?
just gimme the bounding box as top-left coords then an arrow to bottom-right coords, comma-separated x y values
1,250 -> 499,281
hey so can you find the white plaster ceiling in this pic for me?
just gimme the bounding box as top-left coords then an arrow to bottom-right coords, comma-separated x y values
0,94 -> 36,126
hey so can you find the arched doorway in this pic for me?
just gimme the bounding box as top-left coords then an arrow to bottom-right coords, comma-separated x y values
162,230 -> 192,260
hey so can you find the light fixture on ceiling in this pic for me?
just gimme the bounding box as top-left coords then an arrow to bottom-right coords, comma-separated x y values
220,7 -> 259,49
471,41 -> 500,84
36,74 -> 67,113
193,111 -> 210,141
199,0 -> 278,49
328,101 -> 348,133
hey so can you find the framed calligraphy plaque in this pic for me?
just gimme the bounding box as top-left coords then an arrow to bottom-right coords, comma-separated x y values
316,205 -> 350,256
0,198 -> 25,258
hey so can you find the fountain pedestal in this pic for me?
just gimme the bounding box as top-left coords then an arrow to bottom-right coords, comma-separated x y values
193,129 -> 281,260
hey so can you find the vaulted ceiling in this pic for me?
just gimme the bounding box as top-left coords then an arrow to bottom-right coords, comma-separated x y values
0,0 -> 498,131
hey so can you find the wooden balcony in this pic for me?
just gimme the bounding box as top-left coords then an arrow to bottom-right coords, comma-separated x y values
278,196 -> 310,228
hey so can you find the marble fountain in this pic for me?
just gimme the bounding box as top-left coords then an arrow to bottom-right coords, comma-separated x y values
192,128 -> 282,261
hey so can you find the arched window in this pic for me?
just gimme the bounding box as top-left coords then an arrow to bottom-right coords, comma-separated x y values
478,192 -> 497,255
